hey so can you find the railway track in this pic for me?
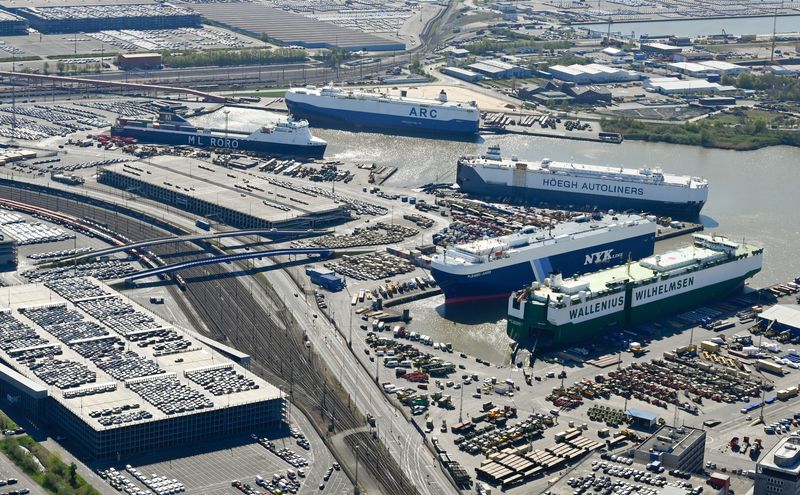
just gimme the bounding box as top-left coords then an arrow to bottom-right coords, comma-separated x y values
0,185 -> 420,495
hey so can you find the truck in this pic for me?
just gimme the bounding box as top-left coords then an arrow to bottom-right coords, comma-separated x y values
757,359 -> 784,375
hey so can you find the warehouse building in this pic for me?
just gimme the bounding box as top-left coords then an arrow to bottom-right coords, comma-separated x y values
633,425 -> 705,473
667,61 -> 747,77
640,42 -> 682,56
467,59 -> 532,79
644,77 -> 735,95
190,3 -> 403,52
759,305 -> 800,334
770,65 -> 800,76
0,10 -> 27,35
8,3 -> 200,33
97,157 -> 351,230
548,63 -> 639,84
756,435 -> 800,495
441,66 -> 483,82
0,278 -> 284,458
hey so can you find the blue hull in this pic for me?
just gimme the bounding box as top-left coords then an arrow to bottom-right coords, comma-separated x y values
111,127 -> 327,159
285,100 -> 479,137
432,232 -> 655,303
457,163 -> 704,219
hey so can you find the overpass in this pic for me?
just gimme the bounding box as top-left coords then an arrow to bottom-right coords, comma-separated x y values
122,246 -> 371,282
57,228 -> 333,264
0,71 -> 227,102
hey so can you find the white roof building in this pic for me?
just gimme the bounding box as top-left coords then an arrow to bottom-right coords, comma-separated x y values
644,77 -> 736,94
549,63 -> 639,83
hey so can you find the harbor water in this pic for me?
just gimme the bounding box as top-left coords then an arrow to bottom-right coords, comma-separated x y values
201,107 -> 800,363
576,14 -> 800,37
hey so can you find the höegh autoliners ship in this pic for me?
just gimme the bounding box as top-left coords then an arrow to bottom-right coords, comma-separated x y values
456,145 -> 709,217
111,109 -> 327,158
284,86 -> 480,136
430,212 -> 657,304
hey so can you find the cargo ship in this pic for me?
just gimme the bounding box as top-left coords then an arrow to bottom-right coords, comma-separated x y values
507,234 -> 763,347
284,86 -> 480,136
111,109 -> 327,158
457,145 -> 709,218
430,213 -> 657,304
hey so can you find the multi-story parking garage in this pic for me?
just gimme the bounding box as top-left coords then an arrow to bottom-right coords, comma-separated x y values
97,157 -> 351,230
0,278 -> 284,458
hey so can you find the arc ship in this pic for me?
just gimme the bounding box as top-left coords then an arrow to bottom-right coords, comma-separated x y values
285,86 -> 480,136
507,234 -> 763,347
111,109 -> 327,158
456,145 -> 709,218
430,212 -> 657,304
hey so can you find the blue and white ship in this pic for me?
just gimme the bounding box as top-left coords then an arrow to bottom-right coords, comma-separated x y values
111,109 -> 327,158
457,145 -> 709,218
284,86 -> 480,136
430,213 -> 657,304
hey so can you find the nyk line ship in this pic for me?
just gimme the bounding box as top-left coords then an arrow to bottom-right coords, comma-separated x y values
430,212 -> 656,304
285,86 -> 480,137
111,109 -> 327,159
507,234 -> 763,347
456,145 -> 709,218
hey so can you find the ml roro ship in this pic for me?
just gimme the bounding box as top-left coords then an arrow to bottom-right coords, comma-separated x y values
111,108 -> 327,158
456,145 -> 709,218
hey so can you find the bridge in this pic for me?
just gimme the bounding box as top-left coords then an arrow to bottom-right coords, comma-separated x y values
58,229 -> 333,263
0,71 -> 227,103
122,247 -> 370,282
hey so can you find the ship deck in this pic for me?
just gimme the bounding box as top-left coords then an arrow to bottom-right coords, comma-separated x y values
464,157 -> 707,188
437,214 -> 648,265
534,237 -> 762,298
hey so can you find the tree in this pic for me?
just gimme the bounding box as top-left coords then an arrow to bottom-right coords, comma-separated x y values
42,61 -> 49,75
56,60 -> 65,75
68,462 -> 78,487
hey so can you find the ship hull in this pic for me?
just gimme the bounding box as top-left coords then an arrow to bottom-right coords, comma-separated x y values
111,126 -> 327,159
285,99 -> 480,137
432,232 -> 655,304
457,162 -> 705,218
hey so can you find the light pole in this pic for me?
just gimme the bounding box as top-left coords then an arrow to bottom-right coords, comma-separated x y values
354,445 -> 360,495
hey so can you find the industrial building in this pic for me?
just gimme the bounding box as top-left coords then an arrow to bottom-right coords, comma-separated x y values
633,425 -> 706,473
0,278 -> 284,458
441,66 -> 483,82
0,233 -> 16,269
759,305 -> 800,334
97,158 -> 351,230
640,42 -> 683,56
0,10 -> 27,35
548,63 -> 639,84
8,3 -> 201,33
189,3 -> 404,52
755,435 -> 800,495
467,59 -> 532,79
117,53 -> 162,71
305,266 -> 345,292
644,77 -> 736,95
667,61 -> 747,77
770,65 -> 800,76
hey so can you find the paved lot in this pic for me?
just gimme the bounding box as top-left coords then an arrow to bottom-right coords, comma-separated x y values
0,446 -> 47,495
88,409 -> 350,495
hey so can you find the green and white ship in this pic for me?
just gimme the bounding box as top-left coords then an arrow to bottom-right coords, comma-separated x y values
507,234 -> 763,347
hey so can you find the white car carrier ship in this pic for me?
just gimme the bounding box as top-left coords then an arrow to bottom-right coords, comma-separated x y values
507,234 -> 763,346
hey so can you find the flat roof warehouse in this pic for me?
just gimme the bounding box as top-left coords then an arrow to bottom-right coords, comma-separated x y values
189,3 -> 404,51
0,278 -> 284,458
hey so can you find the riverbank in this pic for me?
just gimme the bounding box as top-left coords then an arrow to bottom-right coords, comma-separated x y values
601,114 -> 800,151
